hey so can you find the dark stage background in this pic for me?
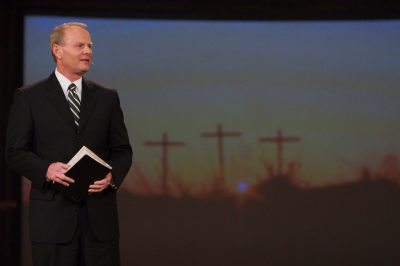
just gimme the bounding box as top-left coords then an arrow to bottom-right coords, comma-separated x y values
1,1 -> 400,266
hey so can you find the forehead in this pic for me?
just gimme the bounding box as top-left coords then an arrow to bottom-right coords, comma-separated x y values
63,26 -> 91,42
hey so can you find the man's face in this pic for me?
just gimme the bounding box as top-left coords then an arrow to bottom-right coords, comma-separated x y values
54,26 -> 93,78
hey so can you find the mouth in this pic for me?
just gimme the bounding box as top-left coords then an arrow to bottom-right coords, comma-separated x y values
80,58 -> 91,64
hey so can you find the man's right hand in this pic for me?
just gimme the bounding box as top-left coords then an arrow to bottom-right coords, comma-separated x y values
46,162 -> 75,186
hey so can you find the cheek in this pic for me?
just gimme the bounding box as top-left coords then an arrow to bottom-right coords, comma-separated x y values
67,56 -> 80,66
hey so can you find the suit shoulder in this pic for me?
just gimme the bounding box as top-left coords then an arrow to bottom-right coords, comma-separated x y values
84,79 -> 119,100
84,79 -> 114,92
18,78 -> 48,93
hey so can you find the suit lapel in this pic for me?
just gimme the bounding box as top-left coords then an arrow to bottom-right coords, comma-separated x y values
78,79 -> 98,133
45,73 -> 77,130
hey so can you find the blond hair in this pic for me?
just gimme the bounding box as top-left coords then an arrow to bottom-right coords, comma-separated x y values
49,22 -> 88,62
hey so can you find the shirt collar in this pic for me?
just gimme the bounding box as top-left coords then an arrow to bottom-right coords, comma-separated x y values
54,68 -> 83,99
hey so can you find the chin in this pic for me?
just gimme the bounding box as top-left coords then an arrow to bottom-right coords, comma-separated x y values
80,67 -> 90,73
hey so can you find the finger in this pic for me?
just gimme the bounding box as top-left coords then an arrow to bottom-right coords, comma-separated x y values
89,184 -> 105,190
88,187 -> 104,193
60,174 -> 75,183
56,163 -> 70,170
53,177 -> 70,187
51,174 -> 74,185
93,180 -> 107,185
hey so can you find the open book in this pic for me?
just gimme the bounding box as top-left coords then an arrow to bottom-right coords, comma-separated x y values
53,146 -> 112,202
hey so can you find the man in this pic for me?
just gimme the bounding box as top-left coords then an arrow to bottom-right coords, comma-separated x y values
5,22 -> 132,265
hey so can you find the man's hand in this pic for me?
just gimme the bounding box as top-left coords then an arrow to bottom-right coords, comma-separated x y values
46,162 -> 75,186
88,172 -> 112,193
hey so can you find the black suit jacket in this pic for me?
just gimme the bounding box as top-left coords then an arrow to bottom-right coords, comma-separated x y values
5,73 -> 132,243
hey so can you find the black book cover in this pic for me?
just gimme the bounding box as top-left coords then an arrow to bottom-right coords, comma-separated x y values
54,151 -> 111,202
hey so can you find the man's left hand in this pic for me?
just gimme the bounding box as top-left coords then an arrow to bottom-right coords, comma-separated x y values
88,172 -> 112,193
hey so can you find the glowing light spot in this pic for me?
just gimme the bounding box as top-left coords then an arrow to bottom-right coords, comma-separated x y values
236,181 -> 249,193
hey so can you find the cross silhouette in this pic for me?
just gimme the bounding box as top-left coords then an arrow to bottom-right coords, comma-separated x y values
145,133 -> 185,194
259,129 -> 300,176
202,123 -> 241,188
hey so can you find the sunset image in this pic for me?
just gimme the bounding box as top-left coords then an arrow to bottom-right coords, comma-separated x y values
21,16 -> 400,266
25,17 -> 400,194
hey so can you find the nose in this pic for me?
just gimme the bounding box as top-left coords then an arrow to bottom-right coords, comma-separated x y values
83,44 -> 92,55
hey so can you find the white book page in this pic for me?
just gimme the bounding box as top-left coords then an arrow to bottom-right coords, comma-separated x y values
67,146 -> 112,169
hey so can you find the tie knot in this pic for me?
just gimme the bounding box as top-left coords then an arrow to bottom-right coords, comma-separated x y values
68,83 -> 77,92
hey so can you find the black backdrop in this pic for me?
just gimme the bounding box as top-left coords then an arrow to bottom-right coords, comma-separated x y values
1,1 -> 400,265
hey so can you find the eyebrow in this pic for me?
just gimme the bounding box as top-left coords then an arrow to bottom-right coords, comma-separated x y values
75,42 -> 94,45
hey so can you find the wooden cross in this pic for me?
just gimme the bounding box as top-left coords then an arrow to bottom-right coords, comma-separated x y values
259,129 -> 300,176
201,123 -> 242,188
145,133 -> 185,195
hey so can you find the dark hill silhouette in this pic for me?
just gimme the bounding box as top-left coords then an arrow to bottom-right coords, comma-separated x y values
118,178 -> 400,266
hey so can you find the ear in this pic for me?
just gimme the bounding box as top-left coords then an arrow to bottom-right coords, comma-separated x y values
52,44 -> 63,60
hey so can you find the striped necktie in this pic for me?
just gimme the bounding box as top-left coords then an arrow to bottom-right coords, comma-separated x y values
67,83 -> 80,126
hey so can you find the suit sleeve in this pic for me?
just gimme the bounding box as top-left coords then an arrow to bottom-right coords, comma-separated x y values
107,89 -> 133,188
5,89 -> 51,189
